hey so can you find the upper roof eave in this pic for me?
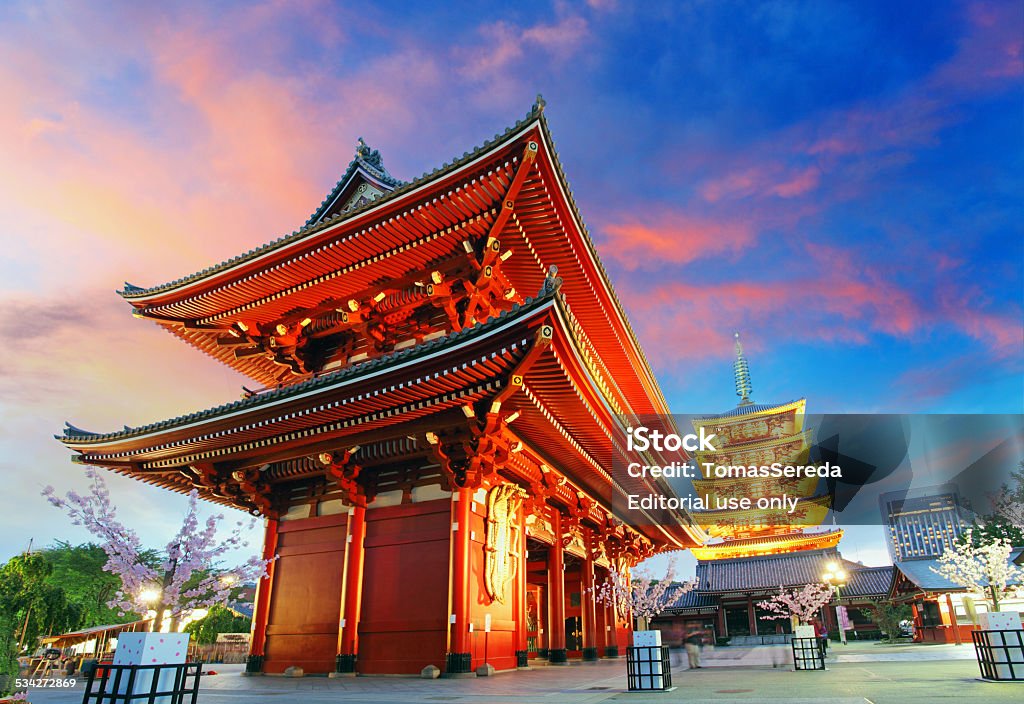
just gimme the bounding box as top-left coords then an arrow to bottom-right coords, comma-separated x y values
115,99 -> 674,419
692,399 -> 806,422
60,290 -> 558,450
118,104 -> 548,304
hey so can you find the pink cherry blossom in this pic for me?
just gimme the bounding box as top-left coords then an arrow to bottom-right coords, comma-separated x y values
42,468 -> 274,628
757,582 -> 834,625
588,555 -> 697,622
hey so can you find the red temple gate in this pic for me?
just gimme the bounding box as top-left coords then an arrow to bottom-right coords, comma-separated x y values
60,99 -> 701,675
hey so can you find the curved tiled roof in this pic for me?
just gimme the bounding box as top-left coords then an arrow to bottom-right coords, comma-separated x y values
895,556 -> 1022,591
694,401 -> 801,420
60,289 -> 557,445
664,588 -> 718,612
111,97 -> 673,421
843,565 -> 895,598
119,103 -> 547,300
303,139 -> 405,227
697,548 -> 841,592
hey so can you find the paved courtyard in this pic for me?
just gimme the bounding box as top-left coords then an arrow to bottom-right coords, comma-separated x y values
27,642 -> 1017,704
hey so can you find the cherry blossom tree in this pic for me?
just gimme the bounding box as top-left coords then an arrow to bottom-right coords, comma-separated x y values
757,583 -> 834,625
590,555 -> 697,625
43,468 -> 273,632
931,529 -> 1023,612
990,464 -> 1024,528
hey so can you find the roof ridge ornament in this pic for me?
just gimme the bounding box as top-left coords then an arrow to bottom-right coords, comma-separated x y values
733,331 -> 753,405
539,265 -> 562,297
355,137 -> 385,170
533,93 -> 546,114
63,421 -> 98,437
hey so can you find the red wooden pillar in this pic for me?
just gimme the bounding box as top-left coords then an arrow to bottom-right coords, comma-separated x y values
447,488 -> 473,674
605,583 -> 620,656
910,602 -> 922,642
246,518 -> 279,674
581,530 -> 598,660
945,593 -> 962,645
547,510 -> 567,663
334,506 -> 366,675
594,565 -> 607,653
514,507 -> 529,668
717,605 -> 727,638
747,595 -> 758,635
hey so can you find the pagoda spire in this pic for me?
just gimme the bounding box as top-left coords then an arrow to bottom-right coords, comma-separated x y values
733,331 -> 753,405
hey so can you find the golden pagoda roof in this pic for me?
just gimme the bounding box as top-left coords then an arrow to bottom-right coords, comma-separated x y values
692,529 -> 843,561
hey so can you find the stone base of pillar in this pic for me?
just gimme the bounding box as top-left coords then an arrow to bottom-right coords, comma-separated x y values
603,645 -> 620,658
444,652 -> 474,678
582,647 -> 599,661
515,650 -> 529,668
329,653 -> 356,677
538,648 -> 549,658
243,655 -> 264,675
547,648 -> 568,664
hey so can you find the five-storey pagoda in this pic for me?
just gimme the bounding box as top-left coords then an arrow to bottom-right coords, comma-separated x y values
689,334 -> 840,560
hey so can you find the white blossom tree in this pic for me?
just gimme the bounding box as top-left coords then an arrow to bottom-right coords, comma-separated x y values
590,555 -> 697,625
43,468 -> 274,631
931,529 -> 1023,612
757,583 -> 834,625
990,465 -> 1024,528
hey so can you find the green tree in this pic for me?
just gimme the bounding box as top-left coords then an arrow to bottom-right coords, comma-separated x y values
0,583 -> 24,696
959,519 -> 1024,549
183,605 -> 251,645
867,601 -> 912,643
0,552 -> 80,651
41,542 -> 137,627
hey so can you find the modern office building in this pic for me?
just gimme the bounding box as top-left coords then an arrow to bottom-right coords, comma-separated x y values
879,484 -> 969,561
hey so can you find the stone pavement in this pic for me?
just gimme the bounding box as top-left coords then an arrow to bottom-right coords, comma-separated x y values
26,643 -> 1018,704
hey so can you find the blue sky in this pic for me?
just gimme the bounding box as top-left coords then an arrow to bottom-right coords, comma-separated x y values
0,0 -> 1020,570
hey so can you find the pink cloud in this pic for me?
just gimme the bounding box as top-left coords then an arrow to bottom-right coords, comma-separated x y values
458,15 -> 590,81
700,163 -> 822,203
771,166 -> 820,198
598,210 -> 756,270
608,234 -> 1020,371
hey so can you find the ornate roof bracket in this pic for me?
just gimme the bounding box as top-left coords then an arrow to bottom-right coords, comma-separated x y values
184,462 -> 277,518
457,140 -> 537,329
426,318 -> 555,490
317,447 -> 368,508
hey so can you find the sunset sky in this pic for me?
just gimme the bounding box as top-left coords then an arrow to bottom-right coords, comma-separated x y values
1,1 -> 1020,568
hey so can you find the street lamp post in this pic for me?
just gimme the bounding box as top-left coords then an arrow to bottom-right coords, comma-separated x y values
821,562 -> 848,646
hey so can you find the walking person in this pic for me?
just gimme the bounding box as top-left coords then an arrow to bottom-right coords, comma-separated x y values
684,626 -> 703,669
814,619 -> 829,657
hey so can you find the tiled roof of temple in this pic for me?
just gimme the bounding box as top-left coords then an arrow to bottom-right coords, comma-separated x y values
118,100 -> 545,300
698,548 -> 846,592
60,288 -> 557,445
664,588 -> 718,612
843,565 -> 895,598
303,137 -> 405,227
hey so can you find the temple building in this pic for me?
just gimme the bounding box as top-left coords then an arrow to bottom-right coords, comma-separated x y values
688,334 -> 840,561
654,553 -> 894,644
58,100 -> 704,676
889,548 -> 1024,644
650,337 -> 883,642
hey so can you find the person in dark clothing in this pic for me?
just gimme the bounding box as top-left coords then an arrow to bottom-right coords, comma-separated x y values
814,620 -> 829,656
684,627 -> 704,668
